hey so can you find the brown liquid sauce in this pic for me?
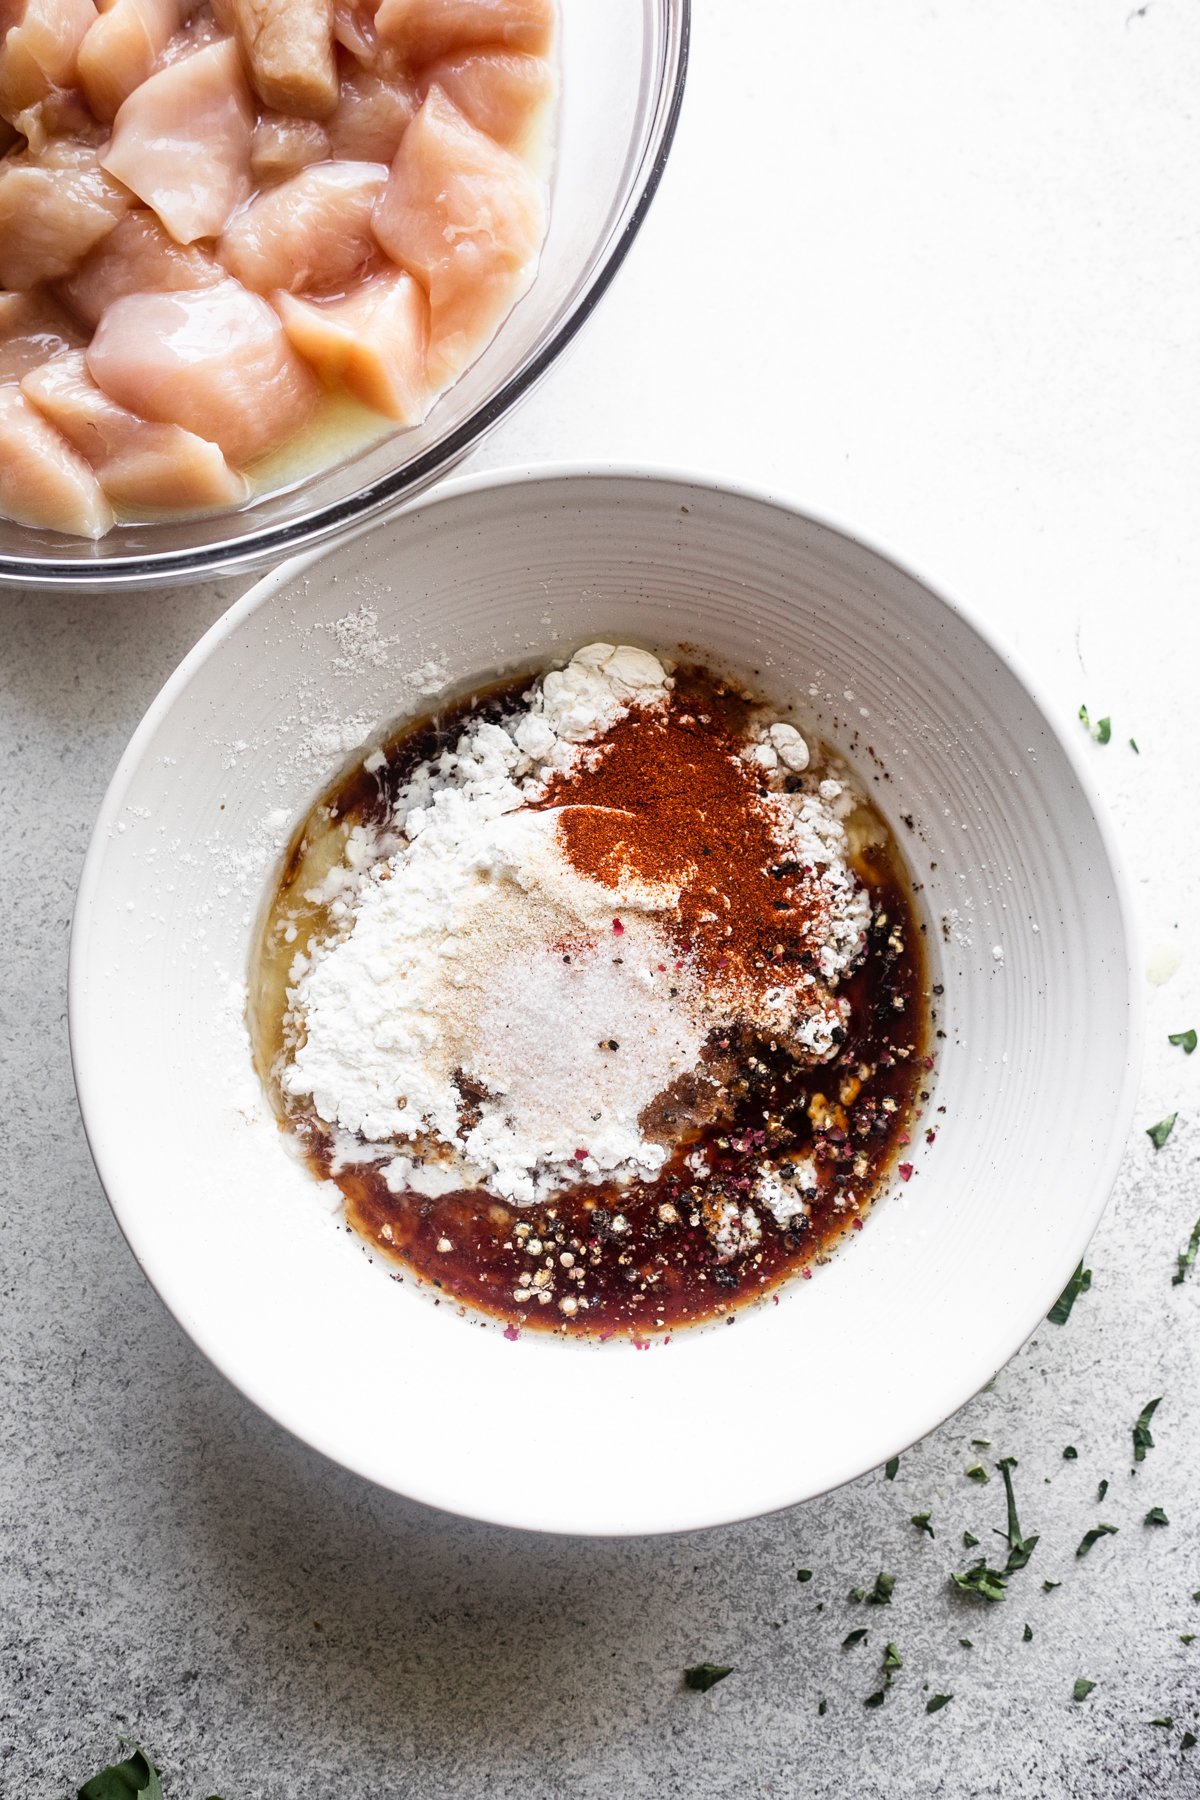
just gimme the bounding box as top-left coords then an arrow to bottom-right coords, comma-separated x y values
249,666 -> 931,1341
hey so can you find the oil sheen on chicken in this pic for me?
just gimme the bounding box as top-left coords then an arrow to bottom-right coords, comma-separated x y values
0,0 -> 557,537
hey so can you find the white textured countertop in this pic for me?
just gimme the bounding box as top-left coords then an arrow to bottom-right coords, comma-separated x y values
2,2 -> 1199,1794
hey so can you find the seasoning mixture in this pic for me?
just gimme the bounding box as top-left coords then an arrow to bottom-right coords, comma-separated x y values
250,643 -> 930,1338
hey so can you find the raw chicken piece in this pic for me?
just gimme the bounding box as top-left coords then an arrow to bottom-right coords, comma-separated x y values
0,385 -> 112,536
0,287 -> 86,382
327,63 -> 414,161
0,139 -> 128,288
250,111 -> 330,183
77,0 -> 185,122
331,0 -> 375,62
373,0 -> 553,64
372,85 -> 544,385
155,4 -> 225,63
87,279 -> 318,464
219,159 -> 386,295
10,82 -> 96,150
0,0 -> 96,122
231,0 -> 337,118
60,207 -> 223,328
276,267 -> 428,420
420,46 -> 552,155
22,350 -> 249,509
101,37 -> 253,243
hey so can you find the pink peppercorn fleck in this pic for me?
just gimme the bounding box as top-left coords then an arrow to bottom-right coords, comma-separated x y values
898,1162 -> 914,1182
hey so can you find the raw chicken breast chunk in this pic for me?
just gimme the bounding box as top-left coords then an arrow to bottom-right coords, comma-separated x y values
60,207 -> 224,330
250,111 -> 331,183
22,350 -> 249,509
231,0 -> 338,118
420,46 -> 553,156
101,37 -> 254,243
276,267 -> 429,421
373,0 -> 553,64
0,139 -> 128,288
87,278 -> 318,465
372,84 -> 544,385
77,0 -> 185,122
0,287 -> 86,383
0,0 -> 96,123
327,63 -> 414,162
0,385 -> 112,536
219,159 -> 387,295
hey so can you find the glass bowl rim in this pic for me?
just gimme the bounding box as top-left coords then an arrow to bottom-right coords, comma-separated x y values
0,0 -> 691,591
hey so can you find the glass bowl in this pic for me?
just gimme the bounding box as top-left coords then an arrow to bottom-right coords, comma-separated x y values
0,0 -> 689,590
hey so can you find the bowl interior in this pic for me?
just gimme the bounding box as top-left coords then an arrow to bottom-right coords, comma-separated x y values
0,0 -> 686,588
70,470 -> 1138,1533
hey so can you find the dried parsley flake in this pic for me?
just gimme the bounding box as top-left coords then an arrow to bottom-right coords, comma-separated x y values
1076,1524 -> 1118,1558
1146,1115 -> 1177,1151
684,1663 -> 733,1692
1133,1397 -> 1162,1463
1048,1262 -> 1092,1325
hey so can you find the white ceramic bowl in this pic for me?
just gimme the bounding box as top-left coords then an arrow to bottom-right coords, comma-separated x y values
70,468 -> 1140,1535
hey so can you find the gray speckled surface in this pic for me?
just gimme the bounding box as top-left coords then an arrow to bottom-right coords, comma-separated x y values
2,580 -> 1198,1800
5,1 -> 1200,1792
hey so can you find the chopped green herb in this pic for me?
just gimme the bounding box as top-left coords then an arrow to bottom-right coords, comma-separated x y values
1078,705 -> 1112,744
1169,1028 -> 1197,1055
996,1457 -> 1039,1573
951,1562 -> 1008,1602
843,1629 -> 868,1648
882,1642 -> 903,1675
965,1465 -> 989,1483
1098,1480 -> 1109,1502
1043,1580 -> 1061,1591
1183,1732 -> 1197,1751
1173,1218 -> 1200,1286
1073,1678 -> 1096,1702
1133,1397 -> 1163,1463
885,1456 -> 900,1480
926,1694 -> 953,1714
1048,1262 -> 1092,1325
1149,1717 -> 1174,1728
970,1438 -> 991,1449
962,1531 -> 980,1548
1145,1507 -> 1169,1526
1181,1635 -> 1195,1646
684,1663 -> 733,1692
796,1569 -> 813,1582
1063,1446 -> 1078,1460
71,1745 -> 166,1800
865,1572 -> 895,1607
1077,1524 -> 1119,1558
911,1512 -> 934,1539
1194,1590 -> 1200,1603
1147,1115 -> 1177,1151
959,1637 -> 973,1649
849,1587 -> 866,1603
1023,1624 -> 1033,1642
1129,737 -> 1140,753
818,1698 -> 827,1717
863,1690 -> 886,1709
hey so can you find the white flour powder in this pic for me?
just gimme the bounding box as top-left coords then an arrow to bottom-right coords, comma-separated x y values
280,645 -> 870,1208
